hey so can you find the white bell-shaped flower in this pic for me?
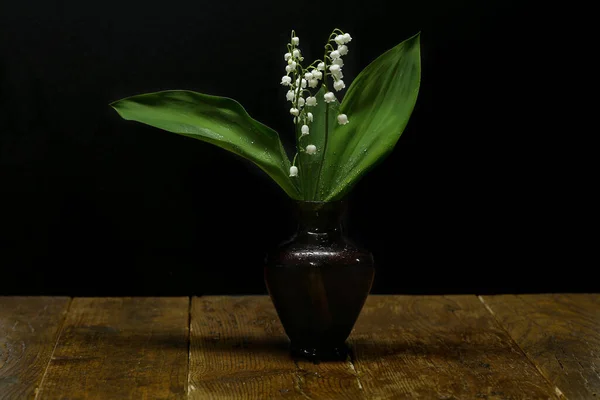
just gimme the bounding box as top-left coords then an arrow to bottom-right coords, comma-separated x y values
329,64 -> 341,76
285,65 -> 293,73
312,70 -> 323,80
324,92 -> 336,103
301,125 -> 310,135
286,90 -> 295,102
306,96 -> 317,106
334,34 -> 345,45
306,144 -> 317,155
293,49 -> 300,58
284,52 -> 292,61
281,76 -> 292,86
292,36 -> 300,45
330,50 -> 341,60
317,62 -> 325,71
333,79 -> 346,91
307,112 -> 314,122
304,72 -> 313,80
337,113 -> 349,125
301,79 -> 307,88
343,33 -> 352,43
337,45 -> 348,56
308,79 -> 319,88
333,58 -> 344,67
297,97 -> 305,108
290,108 -> 300,116
289,166 -> 298,177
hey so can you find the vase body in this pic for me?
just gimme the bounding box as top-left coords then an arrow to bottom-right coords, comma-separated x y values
264,200 -> 375,361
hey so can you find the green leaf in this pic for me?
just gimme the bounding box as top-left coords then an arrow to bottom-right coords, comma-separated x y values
110,90 -> 301,199
318,33 -> 421,201
297,86 -> 340,201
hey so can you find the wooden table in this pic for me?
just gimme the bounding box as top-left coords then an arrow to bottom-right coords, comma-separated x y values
0,295 -> 598,399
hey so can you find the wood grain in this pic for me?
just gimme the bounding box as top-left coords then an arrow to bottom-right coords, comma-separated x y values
348,295 -> 558,399
35,297 -> 189,400
482,294 -> 600,399
189,296 -> 299,399
293,357 -> 365,400
0,297 -> 70,400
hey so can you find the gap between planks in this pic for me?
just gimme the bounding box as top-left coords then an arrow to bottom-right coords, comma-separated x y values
347,347 -> 363,391
33,297 -> 73,400
478,295 -> 566,399
186,296 -> 193,397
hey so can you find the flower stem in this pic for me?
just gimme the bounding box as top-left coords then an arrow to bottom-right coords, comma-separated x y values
311,30 -> 337,200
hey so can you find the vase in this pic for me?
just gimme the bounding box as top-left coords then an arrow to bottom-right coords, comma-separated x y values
264,200 -> 375,362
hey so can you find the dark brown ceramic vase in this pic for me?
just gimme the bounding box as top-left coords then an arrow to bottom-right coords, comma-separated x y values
264,200 -> 375,361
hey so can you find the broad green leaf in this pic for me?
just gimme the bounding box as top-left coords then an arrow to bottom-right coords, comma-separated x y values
297,86 -> 340,201
318,33 -> 421,201
110,90 -> 300,199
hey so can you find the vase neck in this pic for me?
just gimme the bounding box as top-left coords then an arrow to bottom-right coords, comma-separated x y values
296,201 -> 346,239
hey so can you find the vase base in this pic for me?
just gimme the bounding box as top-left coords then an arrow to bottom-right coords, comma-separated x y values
290,342 -> 349,363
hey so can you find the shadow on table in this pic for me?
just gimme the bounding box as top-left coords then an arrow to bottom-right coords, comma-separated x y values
54,326 -> 189,356
190,333 -> 513,364
60,326 -> 520,366
193,335 -> 291,356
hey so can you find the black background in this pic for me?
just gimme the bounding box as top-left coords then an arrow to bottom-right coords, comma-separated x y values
0,0 -> 592,295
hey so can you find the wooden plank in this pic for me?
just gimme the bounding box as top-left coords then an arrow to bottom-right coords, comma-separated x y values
189,296 -> 299,399
481,294 -> 600,399
348,295 -> 558,399
0,297 -> 70,400
35,297 -> 189,400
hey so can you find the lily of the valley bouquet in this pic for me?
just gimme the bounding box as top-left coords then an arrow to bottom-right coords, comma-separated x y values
111,29 -> 421,201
